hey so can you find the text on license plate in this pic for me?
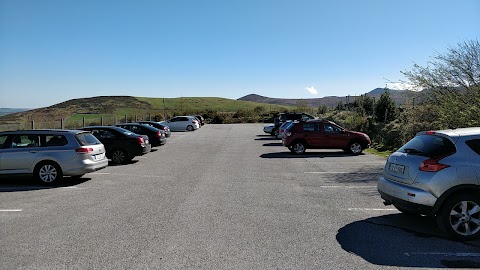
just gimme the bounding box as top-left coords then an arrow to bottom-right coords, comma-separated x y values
389,163 -> 405,174
92,153 -> 105,161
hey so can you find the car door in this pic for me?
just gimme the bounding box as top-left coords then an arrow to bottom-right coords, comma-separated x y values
166,117 -> 179,131
303,123 -> 323,147
466,139 -> 480,183
0,134 -> 41,174
320,123 -> 350,149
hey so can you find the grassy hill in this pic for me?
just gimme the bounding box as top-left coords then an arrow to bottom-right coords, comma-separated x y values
0,96 -> 294,130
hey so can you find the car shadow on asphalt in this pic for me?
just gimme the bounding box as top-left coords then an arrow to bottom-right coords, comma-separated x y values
0,175 -> 92,192
260,151 -> 360,158
336,214 -> 480,268
255,137 -> 278,141
107,160 -> 139,166
263,142 -> 283,146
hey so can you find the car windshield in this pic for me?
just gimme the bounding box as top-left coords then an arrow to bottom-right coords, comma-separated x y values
398,134 -> 456,157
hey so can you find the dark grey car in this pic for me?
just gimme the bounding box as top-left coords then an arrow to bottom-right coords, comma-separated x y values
378,128 -> 480,240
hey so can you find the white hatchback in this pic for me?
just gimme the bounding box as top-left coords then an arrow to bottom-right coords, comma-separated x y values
160,116 -> 200,131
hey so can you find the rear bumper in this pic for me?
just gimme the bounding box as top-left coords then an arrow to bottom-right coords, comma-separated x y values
63,158 -> 108,176
377,176 -> 437,212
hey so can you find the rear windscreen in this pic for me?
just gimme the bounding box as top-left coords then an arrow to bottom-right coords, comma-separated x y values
398,135 -> 456,157
75,133 -> 102,146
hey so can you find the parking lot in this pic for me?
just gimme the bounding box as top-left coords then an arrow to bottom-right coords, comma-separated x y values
1,123 -> 480,269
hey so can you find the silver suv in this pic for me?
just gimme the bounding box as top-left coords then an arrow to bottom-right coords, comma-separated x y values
0,129 -> 108,185
378,128 -> 480,240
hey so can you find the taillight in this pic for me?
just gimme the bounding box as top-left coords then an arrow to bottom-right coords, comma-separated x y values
419,158 -> 449,172
193,120 -> 198,124
156,131 -> 161,138
75,147 -> 94,154
137,137 -> 145,144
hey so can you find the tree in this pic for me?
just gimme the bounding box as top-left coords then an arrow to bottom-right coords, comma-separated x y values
402,39 -> 480,128
352,95 -> 375,116
335,100 -> 345,111
317,105 -> 328,114
374,90 -> 398,123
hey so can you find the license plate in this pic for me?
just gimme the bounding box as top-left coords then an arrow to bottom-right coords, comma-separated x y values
92,153 -> 105,161
389,163 -> 405,174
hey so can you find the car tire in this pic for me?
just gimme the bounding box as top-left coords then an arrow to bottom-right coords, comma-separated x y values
271,128 -> 278,136
394,204 -> 421,216
34,161 -> 62,185
436,194 -> 480,241
112,149 -> 128,164
348,141 -> 363,154
187,125 -> 194,131
292,141 -> 306,155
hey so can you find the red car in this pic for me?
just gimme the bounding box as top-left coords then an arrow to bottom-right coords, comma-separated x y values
282,119 -> 371,155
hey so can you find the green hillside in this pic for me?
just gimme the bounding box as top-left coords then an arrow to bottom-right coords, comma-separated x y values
0,96 -> 294,130
138,97 -> 290,111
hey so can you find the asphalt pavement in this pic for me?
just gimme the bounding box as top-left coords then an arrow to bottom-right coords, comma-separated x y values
1,124 -> 480,269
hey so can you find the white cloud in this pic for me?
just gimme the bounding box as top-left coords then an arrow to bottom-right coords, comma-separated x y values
305,86 -> 318,95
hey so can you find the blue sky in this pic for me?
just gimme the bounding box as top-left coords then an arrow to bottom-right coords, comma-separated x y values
1,0 -> 479,108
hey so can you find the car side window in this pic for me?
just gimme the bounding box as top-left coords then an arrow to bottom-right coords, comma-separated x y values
45,135 -> 68,146
303,123 -> 318,132
466,139 -> 480,156
0,135 -> 9,149
323,124 -> 342,133
101,130 -> 116,139
10,135 -> 38,148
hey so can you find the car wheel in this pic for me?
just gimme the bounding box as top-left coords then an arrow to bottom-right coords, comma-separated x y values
436,194 -> 480,241
394,204 -> 421,216
348,142 -> 363,154
34,162 -> 62,185
271,128 -> 278,136
112,149 -> 128,164
292,141 -> 306,155
187,125 -> 194,131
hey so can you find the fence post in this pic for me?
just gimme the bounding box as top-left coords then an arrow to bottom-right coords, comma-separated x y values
101,116 -> 104,126
384,108 -> 388,124
82,117 -> 85,127
31,120 -> 35,130
61,119 -> 64,129
125,115 -> 127,123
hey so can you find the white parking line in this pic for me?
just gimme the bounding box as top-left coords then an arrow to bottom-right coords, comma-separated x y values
317,186 -> 377,188
0,209 -> 23,212
304,172 -> 381,174
404,252 -> 480,257
348,208 -> 398,211
61,186 -> 78,189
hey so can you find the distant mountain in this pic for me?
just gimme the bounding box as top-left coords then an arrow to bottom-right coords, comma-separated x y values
238,88 -> 421,108
0,108 -> 31,116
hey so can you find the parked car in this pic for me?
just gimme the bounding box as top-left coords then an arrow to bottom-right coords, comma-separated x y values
277,120 -> 294,139
135,121 -> 171,138
273,112 -> 315,136
193,115 -> 205,126
80,126 -> 151,164
114,123 -> 166,147
378,128 -> 480,240
282,119 -> 371,155
160,116 -> 200,131
263,124 -> 275,135
0,129 -> 108,184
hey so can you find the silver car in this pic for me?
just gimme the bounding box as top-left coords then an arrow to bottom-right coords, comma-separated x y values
0,129 -> 108,184
160,116 -> 200,131
378,128 -> 480,240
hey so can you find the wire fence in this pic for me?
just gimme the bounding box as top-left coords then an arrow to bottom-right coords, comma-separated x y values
0,114 -> 160,132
